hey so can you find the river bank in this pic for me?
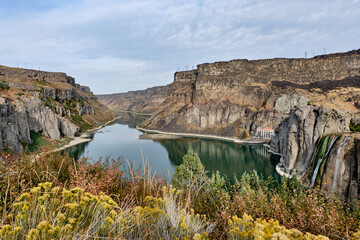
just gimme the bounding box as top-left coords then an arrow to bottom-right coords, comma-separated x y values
47,116 -> 123,154
136,127 -> 267,144
53,112 -> 268,154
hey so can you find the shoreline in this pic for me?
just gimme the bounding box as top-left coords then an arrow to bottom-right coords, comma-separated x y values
136,127 -> 267,144
48,115 -> 123,154
48,112 -> 269,153
117,110 -> 152,116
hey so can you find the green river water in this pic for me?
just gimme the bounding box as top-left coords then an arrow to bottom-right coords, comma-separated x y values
65,112 -> 280,182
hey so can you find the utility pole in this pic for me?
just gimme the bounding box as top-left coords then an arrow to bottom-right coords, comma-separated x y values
323,47 -> 326,54
305,51 -> 307,58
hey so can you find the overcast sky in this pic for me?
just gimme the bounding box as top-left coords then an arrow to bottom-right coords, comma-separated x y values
0,0 -> 359,94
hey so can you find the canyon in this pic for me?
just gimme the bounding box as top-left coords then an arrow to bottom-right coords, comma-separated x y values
97,85 -> 168,114
99,49 -> 360,200
0,65 -> 113,153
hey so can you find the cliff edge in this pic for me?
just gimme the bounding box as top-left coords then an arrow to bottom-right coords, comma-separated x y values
0,65 -> 114,153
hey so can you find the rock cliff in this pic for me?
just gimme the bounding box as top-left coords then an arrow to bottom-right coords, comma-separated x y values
270,106 -> 351,176
301,133 -> 360,201
0,65 -> 113,153
97,85 -> 169,114
139,49 -> 359,140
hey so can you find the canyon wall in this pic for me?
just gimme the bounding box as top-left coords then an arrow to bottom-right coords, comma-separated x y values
301,133 -> 360,201
0,96 -> 79,153
0,65 -> 113,153
141,49 -> 360,139
97,85 -> 169,114
270,106 -> 351,176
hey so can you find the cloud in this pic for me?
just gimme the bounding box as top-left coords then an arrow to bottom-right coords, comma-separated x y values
0,0 -> 359,93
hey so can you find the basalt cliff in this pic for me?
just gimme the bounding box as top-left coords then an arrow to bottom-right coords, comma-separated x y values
100,49 -> 360,200
0,65 -> 113,153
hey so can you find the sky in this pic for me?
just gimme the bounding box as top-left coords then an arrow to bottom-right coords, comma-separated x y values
0,0 -> 359,94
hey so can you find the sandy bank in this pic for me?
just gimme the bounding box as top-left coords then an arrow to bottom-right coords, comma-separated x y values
136,127 -> 267,144
45,116 -> 123,154
138,133 -> 182,140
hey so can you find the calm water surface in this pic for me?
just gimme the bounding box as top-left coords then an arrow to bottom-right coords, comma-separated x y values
66,113 -> 280,182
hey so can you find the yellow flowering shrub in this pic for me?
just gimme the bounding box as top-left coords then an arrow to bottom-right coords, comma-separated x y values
0,182 -> 121,239
0,183 -> 213,239
2,182 -> 339,239
227,213 -> 330,240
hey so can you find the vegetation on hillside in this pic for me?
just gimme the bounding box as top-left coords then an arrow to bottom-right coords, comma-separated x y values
0,81 -> 9,91
350,120 -> 360,132
0,149 -> 359,239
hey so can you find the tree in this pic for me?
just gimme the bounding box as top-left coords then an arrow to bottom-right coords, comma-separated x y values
171,149 -> 207,189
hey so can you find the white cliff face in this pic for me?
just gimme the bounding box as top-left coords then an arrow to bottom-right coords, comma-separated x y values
270,106 -> 351,176
0,96 -> 79,153
274,94 -> 309,114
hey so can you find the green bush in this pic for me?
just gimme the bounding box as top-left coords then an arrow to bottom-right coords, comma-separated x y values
23,131 -> 47,152
350,121 -> 360,132
0,81 -> 9,90
171,149 -> 207,189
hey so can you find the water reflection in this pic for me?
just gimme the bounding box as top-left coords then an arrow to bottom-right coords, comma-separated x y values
65,112 -> 279,182
156,138 -> 280,181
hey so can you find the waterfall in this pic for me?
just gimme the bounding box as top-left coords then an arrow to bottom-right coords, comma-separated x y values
310,135 -> 340,188
332,136 -> 351,195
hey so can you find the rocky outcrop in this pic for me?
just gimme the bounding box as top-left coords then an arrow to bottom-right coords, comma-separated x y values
97,85 -> 169,113
0,96 -> 79,153
270,106 -> 351,176
0,65 -> 114,153
0,65 -> 94,102
300,133 -> 360,201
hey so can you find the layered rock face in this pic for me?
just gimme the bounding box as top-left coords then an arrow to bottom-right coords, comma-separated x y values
140,49 -> 360,140
0,97 -> 79,153
270,106 -> 351,176
97,85 -> 169,114
0,65 -> 93,101
0,66 -> 113,153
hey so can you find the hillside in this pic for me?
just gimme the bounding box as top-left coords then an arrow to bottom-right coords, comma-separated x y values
0,65 -> 114,153
97,85 -> 169,114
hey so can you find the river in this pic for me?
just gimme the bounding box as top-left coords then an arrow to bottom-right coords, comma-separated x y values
65,112 -> 280,182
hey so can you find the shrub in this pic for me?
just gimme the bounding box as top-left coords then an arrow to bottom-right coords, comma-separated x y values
227,171 -> 360,239
0,183 -> 214,239
172,149 -> 207,190
0,81 -> 9,91
350,120 -> 360,132
227,213 -> 329,239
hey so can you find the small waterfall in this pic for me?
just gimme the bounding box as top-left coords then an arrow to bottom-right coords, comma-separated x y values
310,135 -> 340,188
332,136 -> 351,195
